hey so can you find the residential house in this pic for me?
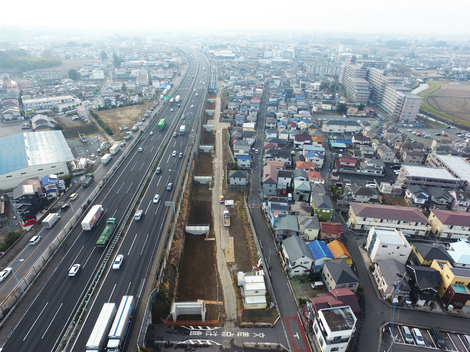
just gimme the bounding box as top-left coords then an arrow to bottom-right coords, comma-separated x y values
264,148 -> 292,167
233,140 -> 250,155
320,222 -> 344,242
307,170 -> 324,185
373,259 -> 411,301
307,240 -> 334,274
322,259 -> 360,293
428,209 -> 470,240
449,190 -> 470,212
294,133 -> 312,149
282,235 -> 314,277
277,170 -> 292,191
305,151 -> 324,169
311,306 -> 357,352
402,150 -> 426,164
262,164 -> 278,196
348,202 -> 430,236
447,240 -> 470,268
347,184 -> 380,203
322,120 -> 362,134
275,215 -> 299,240
293,179 -> 311,202
365,227 -> 412,265
360,158 -> 385,175
290,202 -> 313,217
427,188 -> 453,210
377,144 -> 395,163
352,135 -> 371,145
242,130 -> 256,146
311,194 -> 334,221
412,243 -> 454,266
336,157 -> 359,172
405,185 -> 429,208
228,170 -> 248,186
311,183 -> 327,196
297,215 -> 321,241
406,265 -> 442,307
430,260 -> 470,310
236,154 -> 251,169
327,240 -> 352,265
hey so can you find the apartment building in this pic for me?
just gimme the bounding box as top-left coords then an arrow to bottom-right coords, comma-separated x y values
22,95 -> 76,111
396,165 -> 464,191
365,227 -> 412,265
339,64 -> 370,104
428,209 -> 470,240
426,153 -> 470,192
348,202 -> 430,236
366,68 -> 403,104
430,260 -> 470,310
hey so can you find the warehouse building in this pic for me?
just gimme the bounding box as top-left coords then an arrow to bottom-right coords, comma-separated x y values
0,131 -> 74,190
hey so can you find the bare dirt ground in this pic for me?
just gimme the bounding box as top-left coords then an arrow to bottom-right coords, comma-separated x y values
95,103 -> 153,139
425,81 -> 470,122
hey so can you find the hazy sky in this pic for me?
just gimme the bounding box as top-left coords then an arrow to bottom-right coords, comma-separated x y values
3,0 -> 469,36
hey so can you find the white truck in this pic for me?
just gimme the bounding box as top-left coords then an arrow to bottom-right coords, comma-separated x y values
42,213 -> 60,228
81,204 -> 104,231
223,210 -> 230,227
179,125 -> 186,135
86,303 -> 116,352
110,144 -> 120,155
107,296 -> 135,352
175,95 -> 181,103
101,153 -> 112,165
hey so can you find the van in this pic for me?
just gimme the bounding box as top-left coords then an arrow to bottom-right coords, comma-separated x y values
30,235 -> 41,246
311,281 -> 324,289
402,326 -> 414,344
287,193 -> 293,202
134,209 -> 143,221
430,327 -> 446,349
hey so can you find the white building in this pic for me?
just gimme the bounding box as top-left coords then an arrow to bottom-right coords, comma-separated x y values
312,306 -> 357,352
365,227 -> 412,265
22,95 -> 75,112
0,131 -> 73,190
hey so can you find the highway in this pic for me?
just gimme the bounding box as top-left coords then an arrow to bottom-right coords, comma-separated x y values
2,51 -> 209,352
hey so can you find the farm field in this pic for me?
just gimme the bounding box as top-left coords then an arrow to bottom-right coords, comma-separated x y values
424,81 -> 470,123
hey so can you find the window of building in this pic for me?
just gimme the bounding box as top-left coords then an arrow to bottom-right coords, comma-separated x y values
6,175 -> 12,178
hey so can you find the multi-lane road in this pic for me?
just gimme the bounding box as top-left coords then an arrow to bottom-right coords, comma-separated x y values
1,51 -> 210,351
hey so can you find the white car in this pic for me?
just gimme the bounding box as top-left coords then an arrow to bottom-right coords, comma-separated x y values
412,328 -> 425,346
153,194 -> 160,203
150,131 -> 154,136
68,264 -> 81,277
138,147 -> 143,152
190,104 -> 194,108
112,254 -> 124,270
172,150 -> 177,157
0,267 -> 13,282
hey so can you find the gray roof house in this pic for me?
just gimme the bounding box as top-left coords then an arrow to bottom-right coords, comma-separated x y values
297,215 -> 320,241
275,215 -> 299,240
293,179 -> 311,202
282,235 -> 314,277
290,202 -> 313,217
228,170 -> 248,187
322,259 -> 360,293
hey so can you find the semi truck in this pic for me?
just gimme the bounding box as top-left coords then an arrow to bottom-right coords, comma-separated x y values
223,210 -> 230,227
81,205 -> 104,231
101,153 -> 112,165
107,296 -> 135,352
81,173 -> 95,187
110,144 -> 121,155
42,213 -> 60,228
86,303 -> 117,352
96,218 -> 116,248
179,125 -> 186,135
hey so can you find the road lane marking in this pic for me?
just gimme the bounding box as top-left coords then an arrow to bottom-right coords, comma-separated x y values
126,281 -> 132,296
128,234 -> 138,256
24,302 -> 49,341
139,162 -> 145,171
116,181 -> 125,194
145,200 -> 152,214
125,182 -> 134,194
83,246 -> 95,268
42,303 -> 63,339
108,284 -> 116,303
131,162 -> 137,172
70,246 -> 85,269
140,234 -> 149,256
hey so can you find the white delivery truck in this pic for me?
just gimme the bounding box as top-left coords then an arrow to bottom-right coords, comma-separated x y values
42,213 -> 60,228
107,296 -> 135,352
101,153 -> 112,165
223,210 -> 230,227
179,125 -> 185,135
86,303 -> 116,352
110,144 -> 121,155
81,205 -> 104,231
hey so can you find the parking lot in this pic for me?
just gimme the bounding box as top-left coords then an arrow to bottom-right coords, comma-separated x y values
382,323 -> 470,351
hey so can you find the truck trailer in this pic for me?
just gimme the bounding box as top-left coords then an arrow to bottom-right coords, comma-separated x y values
81,205 -> 104,231
175,95 -> 181,103
101,153 -> 112,165
86,303 -> 117,352
96,218 -> 116,248
42,213 -> 60,228
223,210 -> 230,227
179,125 -> 186,135
107,296 -> 135,352
110,144 -> 121,155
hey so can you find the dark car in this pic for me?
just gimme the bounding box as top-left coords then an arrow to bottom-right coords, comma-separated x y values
61,202 -> 71,211
430,328 -> 446,349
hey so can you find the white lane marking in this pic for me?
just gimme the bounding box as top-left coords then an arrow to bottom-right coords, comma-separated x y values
140,234 -> 149,256
131,162 -> 137,172
116,181 -> 125,194
126,182 -> 134,194
83,247 -> 95,268
128,234 -> 138,256
70,246 -> 84,268
108,284 -> 116,303
24,302 -> 49,341
42,303 -> 63,339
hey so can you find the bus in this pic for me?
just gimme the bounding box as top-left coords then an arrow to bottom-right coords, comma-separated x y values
157,118 -> 166,130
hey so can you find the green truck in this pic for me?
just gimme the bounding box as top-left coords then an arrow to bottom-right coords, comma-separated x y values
81,173 -> 94,187
96,218 -> 116,248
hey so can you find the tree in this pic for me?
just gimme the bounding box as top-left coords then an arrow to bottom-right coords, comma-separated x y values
121,83 -> 127,92
337,103 -> 348,116
358,103 -> 365,110
113,53 -> 122,67
320,81 -> 329,91
68,69 -> 79,80
100,51 -> 108,61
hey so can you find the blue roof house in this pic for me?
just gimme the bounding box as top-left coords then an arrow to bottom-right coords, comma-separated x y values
307,240 -> 334,274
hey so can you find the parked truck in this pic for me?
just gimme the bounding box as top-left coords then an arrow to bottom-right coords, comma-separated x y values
179,125 -> 186,135
101,153 -> 112,165
42,213 -> 60,228
107,296 -> 135,352
223,210 -> 230,227
86,303 -> 117,352
78,132 -> 87,143
96,218 -> 116,248
81,204 -> 104,231
110,144 -> 121,155
81,173 -> 95,187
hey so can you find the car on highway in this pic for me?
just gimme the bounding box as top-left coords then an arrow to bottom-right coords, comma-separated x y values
0,267 -> 13,282
153,194 -> 160,203
435,133 -> 441,136
69,193 -> 78,201
61,202 -> 71,211
173,132 -> 177,138
181,115 -> 185,119
150,131 -> 154,136
120,142 -> 126,147
170,108 -> 174,112
68,264 -> 80,277
138,147 -> 143,152
179,152 -> 183,159
112,254 -> 124,270
172,151 -> 177,157
167,183 -> 173,191
190,104 -> 194,108
442,132 -> 448,137
156,166 -> 161,174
